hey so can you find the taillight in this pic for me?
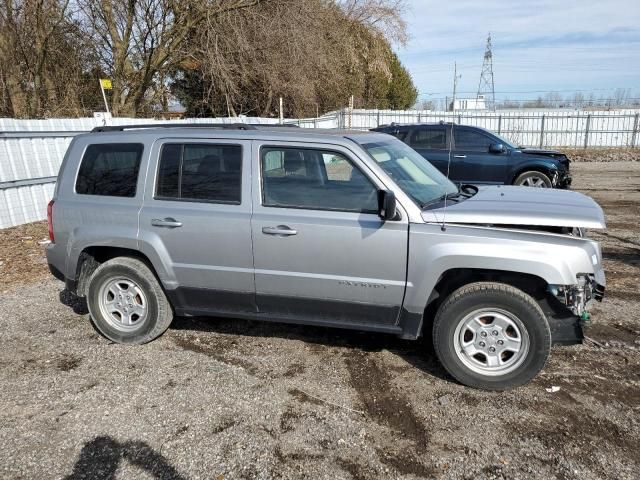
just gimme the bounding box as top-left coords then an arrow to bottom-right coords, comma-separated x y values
47,199 -> 55,243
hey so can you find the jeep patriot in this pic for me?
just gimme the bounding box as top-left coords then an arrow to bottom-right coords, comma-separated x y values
46,124 -> 606,390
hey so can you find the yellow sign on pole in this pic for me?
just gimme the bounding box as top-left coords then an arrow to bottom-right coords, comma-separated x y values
98,78 -> 111,113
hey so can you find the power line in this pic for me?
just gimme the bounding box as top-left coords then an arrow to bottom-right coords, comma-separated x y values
418,87 -> 639,97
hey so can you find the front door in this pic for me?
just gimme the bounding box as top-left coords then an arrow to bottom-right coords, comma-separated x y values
250,141 -> 409,328
139,138 -> 255,315
452,126 -> 508,184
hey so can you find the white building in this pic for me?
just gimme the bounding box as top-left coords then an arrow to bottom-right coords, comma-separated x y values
453,95 -> 487,111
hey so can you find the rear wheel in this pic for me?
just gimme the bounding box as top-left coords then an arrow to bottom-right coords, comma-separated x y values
514,171 -> 552,188
87,257 -> 173,344
433,282 -> 551,390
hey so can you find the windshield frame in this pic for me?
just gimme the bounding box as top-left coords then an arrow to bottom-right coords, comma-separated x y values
358,137 -> 459,208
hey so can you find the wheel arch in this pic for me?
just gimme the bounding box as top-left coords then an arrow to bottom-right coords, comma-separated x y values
510,163 -> 557,185
71,246 -> 161,297
400,267 -> 551,340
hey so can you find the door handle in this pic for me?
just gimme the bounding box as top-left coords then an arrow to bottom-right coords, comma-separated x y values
151,217 -> 183,228
262,225 -> 297,236
453,155 -> 467,158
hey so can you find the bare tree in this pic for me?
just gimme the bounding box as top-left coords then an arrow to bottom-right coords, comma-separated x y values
338,0 -> 408,44
1,0 -> 414,118
176,0 -> 413,117
0,0 -> 93,117
78,0 -> 260,116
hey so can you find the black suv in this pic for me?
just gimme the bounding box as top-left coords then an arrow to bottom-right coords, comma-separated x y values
372,123 -> 571,188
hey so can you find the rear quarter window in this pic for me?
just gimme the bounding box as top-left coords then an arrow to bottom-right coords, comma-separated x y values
75,143 -> 144,197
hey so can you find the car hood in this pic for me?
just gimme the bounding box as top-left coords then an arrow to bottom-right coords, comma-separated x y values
519,148 -> 564,157
423,186 -> 606,228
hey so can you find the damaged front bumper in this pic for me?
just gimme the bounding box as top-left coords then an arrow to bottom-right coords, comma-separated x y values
549,274 -> 605,317
551,170 -> 572,189
541,275 -> 604,345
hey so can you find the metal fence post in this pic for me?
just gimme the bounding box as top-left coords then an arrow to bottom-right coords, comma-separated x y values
458,114 -> 462,124
584,114 -> 591,149
631,113 -> 639,149
539,114 -> 545,148
497,115 -> 502,135
376,110 -> 381,127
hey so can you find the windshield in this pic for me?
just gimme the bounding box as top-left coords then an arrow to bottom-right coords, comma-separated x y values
491,131 -> 517,149
360,138 -> 458,207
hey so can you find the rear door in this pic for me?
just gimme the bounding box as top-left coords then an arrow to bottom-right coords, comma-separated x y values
452,126 -> 508,184
139,138 -> 255,315
250,141 -> 409,328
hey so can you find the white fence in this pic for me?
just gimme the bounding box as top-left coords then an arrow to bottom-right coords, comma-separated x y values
1,109 -> 639,228
294,109 -> 640,149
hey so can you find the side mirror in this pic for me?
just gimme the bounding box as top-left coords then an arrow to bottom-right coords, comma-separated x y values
489,143 -> 506,154
378,190 -> 397,221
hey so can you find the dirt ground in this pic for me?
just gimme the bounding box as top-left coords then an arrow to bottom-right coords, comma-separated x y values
0,161 -> 638,480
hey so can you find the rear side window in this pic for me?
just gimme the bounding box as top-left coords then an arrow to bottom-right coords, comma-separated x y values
76,143 -> 143,197
156,144 -> 242,204
409,128 -> 446,149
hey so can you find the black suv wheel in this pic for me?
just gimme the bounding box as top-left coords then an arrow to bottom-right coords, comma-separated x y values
514,171 -> 552,188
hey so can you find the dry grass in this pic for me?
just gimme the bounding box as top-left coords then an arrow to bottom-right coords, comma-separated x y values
0,221 -> 50,290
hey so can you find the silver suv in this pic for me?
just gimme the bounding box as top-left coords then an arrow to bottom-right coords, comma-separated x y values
46,124 -> 606,390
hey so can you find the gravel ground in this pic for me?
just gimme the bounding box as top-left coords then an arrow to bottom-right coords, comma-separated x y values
561,148 -> 640,163
0,162 -> 639,480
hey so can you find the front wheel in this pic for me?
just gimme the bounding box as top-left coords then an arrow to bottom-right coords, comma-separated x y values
433,282 -> 551,390
514,171 -> 552,188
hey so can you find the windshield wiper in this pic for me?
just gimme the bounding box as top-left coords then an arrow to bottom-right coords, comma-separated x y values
421,184 -> 478,209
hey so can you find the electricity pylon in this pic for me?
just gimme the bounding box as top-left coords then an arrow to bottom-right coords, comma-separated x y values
477,33 -> 495,111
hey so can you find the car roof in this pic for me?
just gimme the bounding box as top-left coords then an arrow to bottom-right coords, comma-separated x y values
375,122 -> 492,132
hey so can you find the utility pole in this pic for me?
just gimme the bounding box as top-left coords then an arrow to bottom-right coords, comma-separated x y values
477,33 -> 496,111
451,62 -> 461,112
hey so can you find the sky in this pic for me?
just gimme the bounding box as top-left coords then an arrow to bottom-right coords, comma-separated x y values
396,0 -> 640,105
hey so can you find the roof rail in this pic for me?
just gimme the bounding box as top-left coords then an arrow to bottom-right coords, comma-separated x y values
91,123 -> 258,133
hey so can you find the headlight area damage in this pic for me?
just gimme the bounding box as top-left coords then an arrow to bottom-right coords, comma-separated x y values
549,274 -> 605,318
539,274 -> 604,346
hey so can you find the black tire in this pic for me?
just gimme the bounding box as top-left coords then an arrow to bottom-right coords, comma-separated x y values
87,257 -> 173,344
514,170 -> 552,188
432,282 -> 551,390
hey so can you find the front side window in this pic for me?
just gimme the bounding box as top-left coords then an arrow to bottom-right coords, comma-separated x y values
261,147 -> 378,213
76,143 -> 143,197
454,129 -> 493,152
361,137 -> 457,207
156,144 -> 242,203
409,128 -> 446,149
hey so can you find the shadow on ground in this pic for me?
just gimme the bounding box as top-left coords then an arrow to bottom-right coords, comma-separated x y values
169,314 -> 452,384
65,436 -> 185,480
